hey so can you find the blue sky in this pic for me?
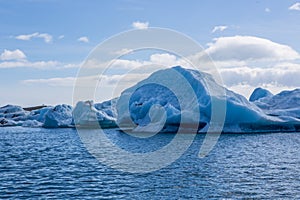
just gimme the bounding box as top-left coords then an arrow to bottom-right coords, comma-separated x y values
1,0 -> 300,106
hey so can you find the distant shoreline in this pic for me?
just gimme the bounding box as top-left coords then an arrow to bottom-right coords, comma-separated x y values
23,105 -> 48,112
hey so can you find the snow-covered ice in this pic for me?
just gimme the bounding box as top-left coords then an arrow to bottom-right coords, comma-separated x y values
249,87 -> 273,102
73,100 -> 117,128
43,104 -> 73,128
251,88 -> 300,123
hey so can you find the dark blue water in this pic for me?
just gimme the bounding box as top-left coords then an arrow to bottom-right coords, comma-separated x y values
0,127 -> 299,199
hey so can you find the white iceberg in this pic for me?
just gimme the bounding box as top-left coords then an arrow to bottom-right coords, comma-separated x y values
28,106 -> 52,122
0,117 -> 21,127
252,88 -> 300,124
0,105 -> 29,127
22,120 -> 43,127
73,100 -> 117,128
0,104 -> 29,122
43,104 -> 73,128
249,87 -> 273,102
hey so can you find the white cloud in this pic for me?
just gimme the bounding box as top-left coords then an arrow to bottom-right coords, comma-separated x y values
205,36 -> 300,62
0,60 -> 79,69
16,34 -> 300,100
78,36 -> 89,43
211,25 -> 228,33
112,48 -> 133,55
289,2 -> 300,10
15,32 -> 38,40
82,52 -> 182,71
83,58 -> 148,70
132,21 -> 149,29
0,49 -> 26,61
16,43 -> 300,101
0,60 -> 58,69
265,8 -> 271,12
0,47 -> 80,69
58,35 -> 65,39
22,73 -> 149,88
15,32 -> 53,43
218,62 -> 300,98
150,53 -> 178,66
220,64 -> 300,87
23,76 -> 76,87
185,35 -> 300,97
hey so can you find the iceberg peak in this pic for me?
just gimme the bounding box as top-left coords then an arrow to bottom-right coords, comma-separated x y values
249,87 -> 273,102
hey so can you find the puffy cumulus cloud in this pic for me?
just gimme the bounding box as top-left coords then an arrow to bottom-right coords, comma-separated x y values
188,36 -> 300,97
211,25 -> 228,33
289,2 -> 300,11
0,49 -> 26,61
15,32 -> 53,43
132,21 -> 149,29
218,61 -> 300,98
77,36 -> 89,43
205,36 -> 300,62
0,48 -> 79,69
150,53 -> 178,66
109,59 -> 148,69
219,63 -> 300,90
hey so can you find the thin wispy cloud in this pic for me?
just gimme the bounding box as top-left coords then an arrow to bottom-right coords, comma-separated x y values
265,8 -> 271,12
211,25 -> 228,33
23,76 -> 76,87
0,59 -> 78,69
0,60 -> 59,69
0,49 -> 26,61
132,21 -> 149,29
15,32 -> 53,43
289,2 -> 300,10
77,36 -> 89,43
58,35 -> 65,39
112,48 -> 133,55
22,73 -> 150,88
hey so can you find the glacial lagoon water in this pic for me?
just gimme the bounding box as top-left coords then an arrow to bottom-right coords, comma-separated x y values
0,127 -> 299,199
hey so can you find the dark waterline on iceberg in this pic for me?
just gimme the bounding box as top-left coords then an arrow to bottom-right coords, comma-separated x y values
0,127 -> 300,199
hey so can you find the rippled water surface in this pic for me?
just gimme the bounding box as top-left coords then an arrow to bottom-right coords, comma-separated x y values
0,127 -> 299,199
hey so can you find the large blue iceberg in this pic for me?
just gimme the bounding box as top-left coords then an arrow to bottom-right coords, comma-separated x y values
116,66 -> 299,133
0,66 -> 299,133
